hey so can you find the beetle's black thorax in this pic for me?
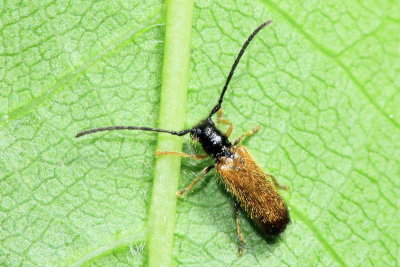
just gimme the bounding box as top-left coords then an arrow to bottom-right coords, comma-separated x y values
190,118 -> 232,159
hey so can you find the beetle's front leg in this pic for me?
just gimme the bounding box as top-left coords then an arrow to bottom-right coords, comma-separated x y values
156,151 -> 208,160
217,109 -> 234,137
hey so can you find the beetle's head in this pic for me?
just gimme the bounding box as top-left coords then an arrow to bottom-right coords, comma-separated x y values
190,118 -> 215,142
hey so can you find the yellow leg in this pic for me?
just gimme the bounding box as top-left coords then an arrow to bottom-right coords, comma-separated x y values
234,201 -> 245,257
217,109 -> 234,137
176,165 -> 214,197
156,151 -> 208,160
233,125 -> 260,145
268,174 -> 290,190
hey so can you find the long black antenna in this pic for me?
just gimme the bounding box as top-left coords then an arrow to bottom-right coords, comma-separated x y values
75,126 -> 191,138
208,20 -> 272,118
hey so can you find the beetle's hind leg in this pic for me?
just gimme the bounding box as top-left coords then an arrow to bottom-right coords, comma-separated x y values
234,201 -> 245,257
267,174 -> 290,190
233,125 -> 260,145
217,109 -> 234,137
156,151 -> 208,160
176,165 -> 214,197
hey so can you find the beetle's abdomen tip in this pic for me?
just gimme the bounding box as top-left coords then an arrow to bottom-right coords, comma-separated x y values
256,213 -> 290,236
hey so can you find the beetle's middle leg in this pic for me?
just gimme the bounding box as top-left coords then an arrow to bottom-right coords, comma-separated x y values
156,151 -> 208,160
176,165 -> 214,197
233,125 -> 260,145
217,109 -> 234,137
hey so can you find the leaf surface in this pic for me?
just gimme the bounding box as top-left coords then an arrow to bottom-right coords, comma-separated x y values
0,0 -> 399,266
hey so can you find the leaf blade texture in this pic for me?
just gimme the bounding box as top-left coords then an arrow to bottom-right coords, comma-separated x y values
0,0 -> 399,266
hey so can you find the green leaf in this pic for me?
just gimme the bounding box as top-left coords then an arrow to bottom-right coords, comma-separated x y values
1,0 -> 399,266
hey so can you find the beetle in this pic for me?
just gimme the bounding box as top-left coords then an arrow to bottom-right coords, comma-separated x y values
76,20 -> 289,255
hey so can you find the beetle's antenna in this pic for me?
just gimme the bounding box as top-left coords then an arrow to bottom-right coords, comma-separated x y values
75,126 -> 191,138
208,20 -> 272,118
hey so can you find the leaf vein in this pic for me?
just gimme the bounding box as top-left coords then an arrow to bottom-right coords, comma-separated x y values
1,12 -> 164,124
259,0 -> 400,129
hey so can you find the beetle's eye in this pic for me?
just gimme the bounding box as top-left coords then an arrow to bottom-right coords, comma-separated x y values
190,128 -> 200,137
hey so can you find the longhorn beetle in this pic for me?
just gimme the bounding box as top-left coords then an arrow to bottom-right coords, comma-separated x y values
76,20 -> 289,256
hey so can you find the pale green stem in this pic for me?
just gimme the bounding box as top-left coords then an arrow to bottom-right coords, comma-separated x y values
145,0 -> 194,266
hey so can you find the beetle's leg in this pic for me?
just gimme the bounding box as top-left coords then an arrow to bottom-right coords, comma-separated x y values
233,125 -> 260,145
234,201 -> 245,257
267,174 -> 290,190
217,109 -> 234,137
156,151 -> 208,160
176,165 -> 214,197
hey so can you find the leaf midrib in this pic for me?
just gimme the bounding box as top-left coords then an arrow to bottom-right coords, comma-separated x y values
145,0 -> 195,266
